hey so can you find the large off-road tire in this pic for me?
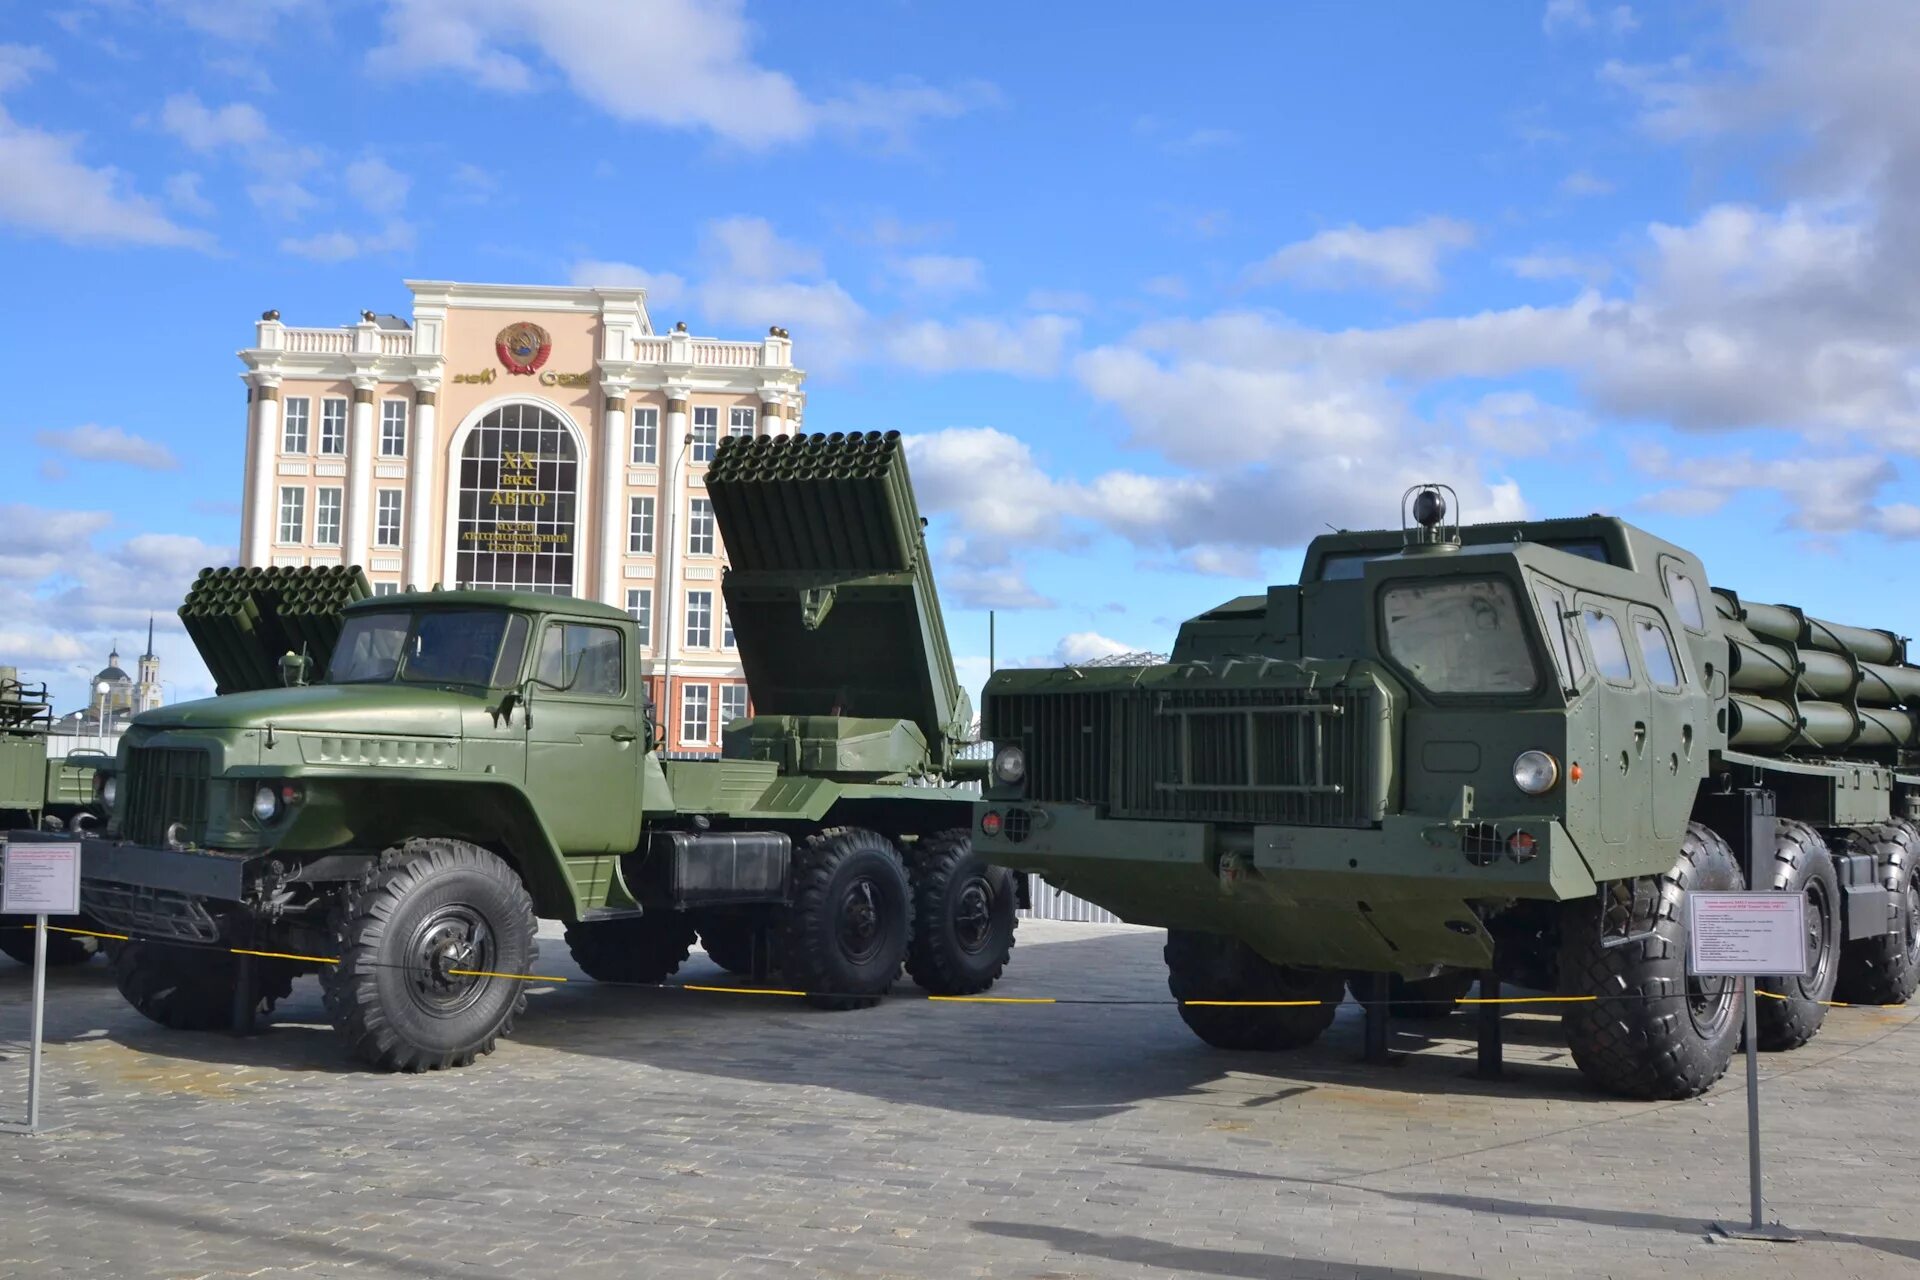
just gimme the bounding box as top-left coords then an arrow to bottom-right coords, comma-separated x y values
1347,970 -> 1477,1020
113,941 -> 295,1032
320,839 -> 538,1072
904,829 -> 1017,996
1832,821 -> 1920,1006
1561,822 -> 1746,1100
1756,819 -> 1841,1049
1166,929 -> 1344,1050
696,921 -> 759,976
780,827 -> 911,1011
564,914 -> 696,984
0,917 -> 102,967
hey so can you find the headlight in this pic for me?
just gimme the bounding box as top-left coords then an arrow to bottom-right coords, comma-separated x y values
100,776 -> 117,808
992,744 -> 1027,785
1512,750 -> 1559,795
252,784 -> 282,823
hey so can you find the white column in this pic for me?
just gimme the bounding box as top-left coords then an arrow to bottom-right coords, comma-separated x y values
245,382 -> 280,566
344,380 -> 375,568
660,389 -> 690,746
760,396 -> 784,436
597,390 -> 628,606
405,382 -> 438,588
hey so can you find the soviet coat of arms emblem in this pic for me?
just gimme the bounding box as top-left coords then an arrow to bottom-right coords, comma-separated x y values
496,321 -> 552,375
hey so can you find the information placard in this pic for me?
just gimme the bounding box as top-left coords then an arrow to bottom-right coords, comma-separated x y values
1688,891 -> 1808,977
0,841 -> 81,916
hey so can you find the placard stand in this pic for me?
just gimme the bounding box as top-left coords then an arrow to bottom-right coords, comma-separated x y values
0,915 -> 55,1135
2,839 -> 81,1136
1689,890 -> 1805,1244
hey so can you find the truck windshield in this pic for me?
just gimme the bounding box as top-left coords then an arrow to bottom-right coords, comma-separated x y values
1381,578 -> 1540,695
328,610 -> 529,688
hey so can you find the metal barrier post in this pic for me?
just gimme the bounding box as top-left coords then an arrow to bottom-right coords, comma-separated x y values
1474,971 -> 1503,1080
1361,973 -> 1390,1063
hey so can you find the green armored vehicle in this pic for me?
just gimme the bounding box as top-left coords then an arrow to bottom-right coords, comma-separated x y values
977,486 -> 1920,1099
19,431 -> 1015,1071
0,671 -> 109,966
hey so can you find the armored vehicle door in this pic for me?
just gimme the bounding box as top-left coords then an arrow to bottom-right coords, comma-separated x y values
1626,606 -> 1693,841
525,617 -> 642,854
1574,597 -> 1647,846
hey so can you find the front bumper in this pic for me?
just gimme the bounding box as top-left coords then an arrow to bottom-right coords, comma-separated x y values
973,801 -> 1600,971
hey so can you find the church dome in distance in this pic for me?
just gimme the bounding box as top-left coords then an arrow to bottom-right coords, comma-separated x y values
94,664 -> 130,684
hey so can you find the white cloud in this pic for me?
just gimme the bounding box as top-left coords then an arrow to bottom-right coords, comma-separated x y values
884,315 -> 1079,378
1142,274 -> 1188,301
1025,288 -> 1094,314
36,424 -> 179,470
368,0 -> 992,149
0,43 -> 51,93
702,215 -> 822,280
247,179 -> 317,218
698,276 -> 867,368
345,155 -> 410,215
1545,1 -> 1636,37
1633,447 -> 1918,538
280,220 -> 416,262
158,0 -> 316,43
1247,217 -> 1476,293
890,253 -> 984,296
1454,391 -> 1590,458
938,566 -> 1055,611
1560,169 -> 1614,197
568,259 -> 686,308
1053,632 -> 1134,665
1505,251 -> 1611,284
0,106 -> 211,248
163,171 -> 215,216
160,93 -> 272,152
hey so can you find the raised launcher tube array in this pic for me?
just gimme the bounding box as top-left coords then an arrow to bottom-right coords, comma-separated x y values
178,565 -> 371,694
1717,588 -> 1920,760
704,430 -> 975,779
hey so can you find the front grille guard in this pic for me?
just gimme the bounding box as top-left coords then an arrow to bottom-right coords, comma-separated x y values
82,878 -> 223,944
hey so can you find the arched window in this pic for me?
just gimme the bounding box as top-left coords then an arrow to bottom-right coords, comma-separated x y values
455,403 -> 579,594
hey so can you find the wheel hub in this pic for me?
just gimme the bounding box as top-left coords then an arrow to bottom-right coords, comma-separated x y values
953,877 -> 994,955
406,906 -> 496,1015
837,877 -> 884,963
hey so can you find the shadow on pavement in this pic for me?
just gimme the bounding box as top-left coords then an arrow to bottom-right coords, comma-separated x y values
973,1220 -> 1479,1280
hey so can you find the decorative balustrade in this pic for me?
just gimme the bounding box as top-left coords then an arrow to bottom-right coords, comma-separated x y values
280,327 -> 354,354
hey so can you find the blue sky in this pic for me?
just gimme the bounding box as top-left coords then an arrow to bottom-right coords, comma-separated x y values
3,0 -> 1919,716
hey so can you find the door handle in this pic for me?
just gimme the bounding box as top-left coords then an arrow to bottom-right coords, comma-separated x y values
610,727 -> 638,742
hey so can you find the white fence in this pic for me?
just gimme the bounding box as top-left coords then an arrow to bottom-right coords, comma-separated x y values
1020,875 -> 1120,924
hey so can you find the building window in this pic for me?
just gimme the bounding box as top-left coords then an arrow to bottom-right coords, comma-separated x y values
372,582 -> 399,597
631,407 -> 658,465
277,487 -> 305,543
628,496 -> 654,554
319,398 -> 347,455
681,683 -> 710,745
380,400 -> 407,457
454,402 -> 579,596
376,489 -> 403,548
722,604 -> 734,649
626,588 -> 652,647
314,487 -> 342,546
685,590 -> 712,648
687,498 -> 714,555
719,683 -> 748,726
281,397 -> 310,454
691,406 -> 718,462
728,406 -> 756,440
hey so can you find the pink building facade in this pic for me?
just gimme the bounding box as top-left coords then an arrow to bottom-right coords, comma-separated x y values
236,281 -> 807,752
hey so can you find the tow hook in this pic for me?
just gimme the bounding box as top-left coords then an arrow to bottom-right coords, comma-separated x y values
1218,849 -> 1255,893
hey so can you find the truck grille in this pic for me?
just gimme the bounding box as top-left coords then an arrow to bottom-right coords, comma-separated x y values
121,747 -> 210,846
987,683 -> 1384,828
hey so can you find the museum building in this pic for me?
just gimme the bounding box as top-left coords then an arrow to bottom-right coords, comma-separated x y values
236,281 -> 807,753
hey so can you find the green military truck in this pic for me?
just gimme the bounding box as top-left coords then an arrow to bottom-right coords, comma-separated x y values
0,671 -> 109,966
977,486 -> 1920,1099
18,431 -> 1015,1071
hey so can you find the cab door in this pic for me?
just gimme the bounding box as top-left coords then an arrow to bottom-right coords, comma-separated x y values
1627,606 -> 1693,841
526,618 -> 643,854
1573,597 -> 1647,847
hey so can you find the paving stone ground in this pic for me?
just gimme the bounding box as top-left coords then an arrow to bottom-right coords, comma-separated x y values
1,919 -> 1917,1280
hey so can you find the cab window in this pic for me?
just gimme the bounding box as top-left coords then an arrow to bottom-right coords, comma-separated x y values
1381,578 -> 1540,695
1535,582 -> 1589,689
1582,609 -> 1634,683
535,622 -> 625,697
1661,560 -> 1706,630
1634,617 -> 1682,689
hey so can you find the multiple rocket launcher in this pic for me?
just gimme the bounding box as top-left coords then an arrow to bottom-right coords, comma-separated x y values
1719,588 -> 1920,757
179,565 -> 371,695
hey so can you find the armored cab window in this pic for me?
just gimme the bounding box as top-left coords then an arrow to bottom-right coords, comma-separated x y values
1317,551 -> 1383,581
1381,578 -> 1539,695
1535,582 -> 1588,690
535,622 -> 624,697
1633,617 -> 1681,689
329,611 -> 409,682
1660,560 -> 1706,631
405,611 -> 518,687
1581,609 -> 1633,683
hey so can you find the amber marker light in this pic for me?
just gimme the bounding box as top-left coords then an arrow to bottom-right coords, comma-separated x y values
1569,763 -> 1584,782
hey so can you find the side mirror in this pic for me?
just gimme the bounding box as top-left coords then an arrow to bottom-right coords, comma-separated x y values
280,649 -> 312,687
